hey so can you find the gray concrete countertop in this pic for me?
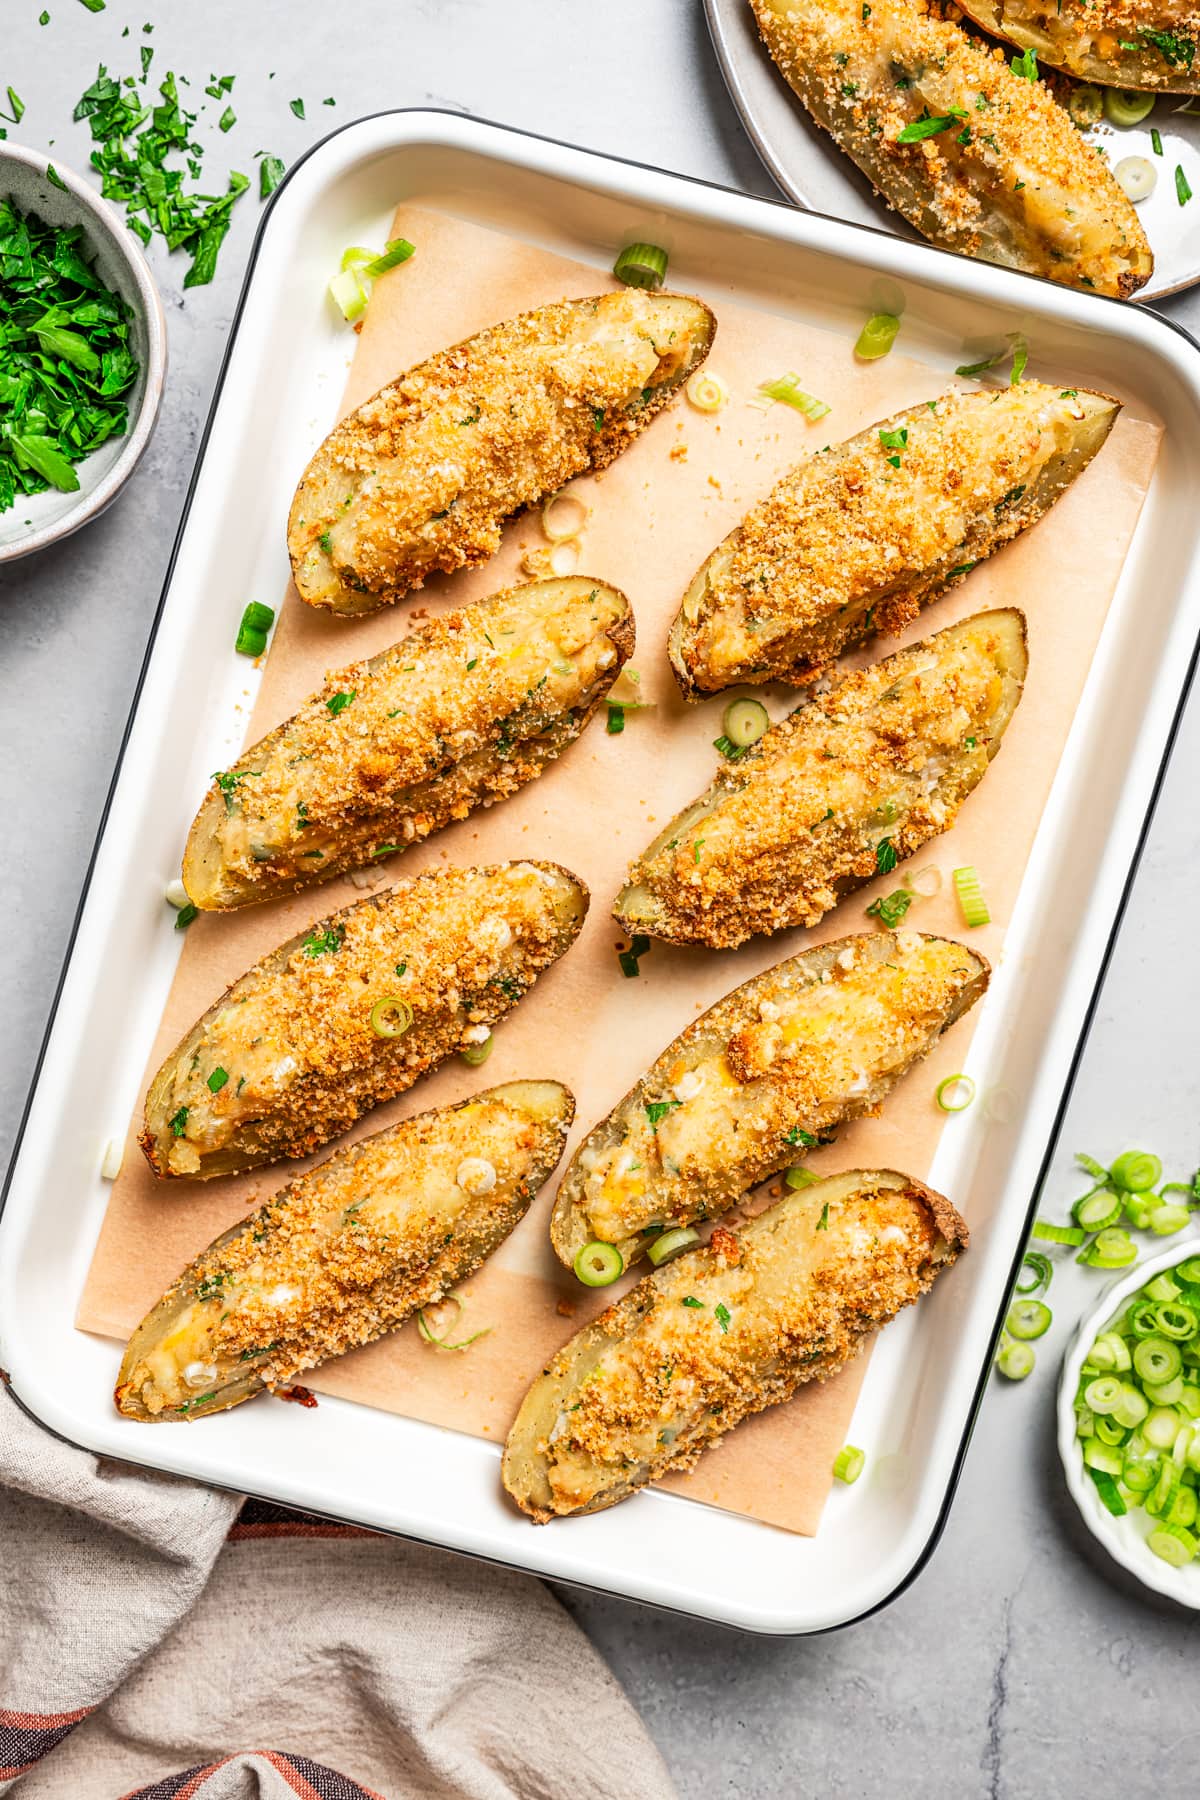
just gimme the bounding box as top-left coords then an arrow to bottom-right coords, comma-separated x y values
3,3 -> 1198,1794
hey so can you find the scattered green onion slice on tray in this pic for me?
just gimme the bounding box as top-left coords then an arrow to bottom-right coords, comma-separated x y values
854,313 -> 900,360
363,237 -> 415,278
1073,1189 -> 1122,1232
953,865 -> 990,927
833,1445 -> 865,1483
574,1241 -> 624,1287
1067,84 -> 1104,128
785,1166 -> 819,1189
329,266 -> 369,323
234,601 -> 275,656
416,1296 -> 490,1352
935,1073 -> 975,1113
1033,1220 -> 1086,1246
1109,1151 -> 1162,1192
722,697 -> 769,749
1016,1251 -> 1053,1296
997,1340 -> 1035,1380
459,1033 -> 493,1068
647,1227 -> 700,1267
757,372 -> 831,418
1007,1299 -> 1052,1340
613,241 -> 669,290
1080,1228 -> 1139,1270
1104,88 -> 1155,127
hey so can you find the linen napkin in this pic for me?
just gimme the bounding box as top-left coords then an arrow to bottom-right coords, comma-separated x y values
0,1383 -> 675,1799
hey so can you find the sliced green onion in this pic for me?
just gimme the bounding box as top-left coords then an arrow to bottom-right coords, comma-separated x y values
1147,1524 -> 1197,1565
1033,1220 -> 1086,1246
363,237 -> 415,278
369,995 -> 414,1038
757,372 -> 831,419
1088,1466 -> 1128,1516
1113,1384 -> 1149,1430
1094,1415 -> 1128,1447
416,1296 -> 490,1351
936,1073 -> 975,1113
1082,1437 -> 1124,1474
1067,84 -> 1104,128
459,1033 -> 493,1068
722,697 -> 770,748
1146,1272 -> 1183,1303
1145,1376 -> 1185,1407
1176,1258 -> 1200,1285
1104,88 -> 1155,127
1085,1375 -> 1124,1415
241,601 -> 276,633
1110,1151 -> 1162,1192
1007,1299 -> 1051,1340
953,865 -> 990,927
647,1227 -> 700,1267
854,313 -> 900,360
574,1241 -> 624,1287
329,266 -> 368,323
1155,1302 -> 1198,1341
1145,1406 -> 1182,1450
996,1340 -> 1035,1380
785,1166 -> 819,1189
686,370 -> 729,413
833,1444 -> 865,1483
235,624 -> 266,657
1149,1204 -> 1191,1236
1080,1228 -> 1138,1270
1151,127 -> 1164,156
1015,1251 -> 1053,1296
1134,1337 -> 1184,1386
1094,1331 -> 1132,1373
613,241 -> 669,290
1073,1189 -> 1122,1232
1177,164 -> 1193,207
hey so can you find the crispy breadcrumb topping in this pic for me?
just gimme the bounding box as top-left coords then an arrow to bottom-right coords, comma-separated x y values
676,383 -> 1112,693
750,0 -> 1151,296
289,292 -> 713,610
625,610 -> 1025,946
143,862 -> 583,1175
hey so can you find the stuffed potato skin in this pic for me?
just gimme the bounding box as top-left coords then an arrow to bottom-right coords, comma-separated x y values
620,610 -> 1026,947
288,291 -> 716,615
749,0 -> 1152,298
669,382 -> 1117,696
184,579 -> 633,910
140,861 -> 586,1180
957,0 -> 1200,91
118,1080 -> 573,1422
506,1168 -> 966,1520
550,930 -> 987,1272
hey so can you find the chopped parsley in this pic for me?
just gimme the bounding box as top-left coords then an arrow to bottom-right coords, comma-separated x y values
0,197 -> 140,514
591,406 -> 605,431
607,703 -> 625,734
681,1295 -> 705,1309
816,1202 -> 830,1231
395,962 -> 407,977
302,922 -> 345,956
866,888 -> 914,929
895,109 -> 966,143
714,1302 -> 732,1333
947,560 -> 976,578
1136,27 -> 1195,68
290,97 -> 306,119
1009,45 -> 1038,79
644,1099 -> 681,1130
785,1126 -> 817,1148
878,425 -> 907,469
325,689 -> 356,715
713,733 -> 747,760
875,837 -> 898,874
206,1067 -> 229,1094
174,901 -> 198,930
995,483 -> 1027,511
260,155 -> 286,198
168,1105 -> 189,1137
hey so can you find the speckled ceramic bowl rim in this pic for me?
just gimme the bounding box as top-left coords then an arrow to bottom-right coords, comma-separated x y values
0,142 -> 166,564
1058,1234 -> 1200,1608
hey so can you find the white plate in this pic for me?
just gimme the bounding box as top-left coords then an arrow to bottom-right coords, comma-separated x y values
1058,1238 -> 1200,1607
704,0 -> 1200,302
4,111 -> 1200,1635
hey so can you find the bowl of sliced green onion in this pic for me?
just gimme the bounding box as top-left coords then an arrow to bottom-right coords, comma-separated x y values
0,142 -> 166,564
1059,1237 -> 1200,1604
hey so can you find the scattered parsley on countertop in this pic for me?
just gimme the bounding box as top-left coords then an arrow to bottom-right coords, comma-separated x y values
0,197 -> 139,514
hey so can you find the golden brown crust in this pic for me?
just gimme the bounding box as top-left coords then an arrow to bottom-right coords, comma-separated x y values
288,291 -> 716,614
669,382 -> 1118,696
619,609 -> 1027,947
957,0 -> 1200,91
118,1079 -> 574,1421
140,861 -> 587,1179
550,929 -> 988,1270
183,579 -> 633,909
504,1167 -> 967,1520
749,0 -> 1152,297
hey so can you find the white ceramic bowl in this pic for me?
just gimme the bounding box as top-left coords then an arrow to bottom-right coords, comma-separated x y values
0,142 -> 166,563
1058,1236 -> 1200,1608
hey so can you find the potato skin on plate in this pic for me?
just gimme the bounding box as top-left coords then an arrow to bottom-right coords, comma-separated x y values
550,929 -> 987,1273
619,609 -> 1026,948
184,578 -> 633,910
670,381 -> 1117,696
118,1080 -> 573,1422
140,861 -> 586,1179
506,1168 -> 966,1520
288,290 -> 715,615
748,0 -> 1152,298
956,0 -> 1200,92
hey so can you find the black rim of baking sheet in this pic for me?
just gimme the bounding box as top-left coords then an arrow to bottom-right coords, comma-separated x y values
3,108 -> 1200,1638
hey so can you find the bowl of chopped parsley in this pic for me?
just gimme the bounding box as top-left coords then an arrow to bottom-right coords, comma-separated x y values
0,140 -> 165,563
